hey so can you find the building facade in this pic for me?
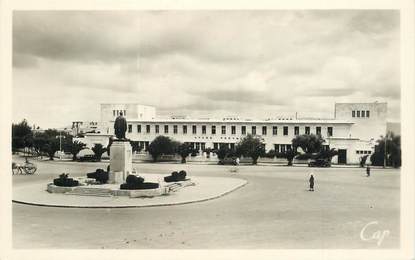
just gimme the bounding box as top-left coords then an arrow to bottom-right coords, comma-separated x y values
76,102 -> 387,164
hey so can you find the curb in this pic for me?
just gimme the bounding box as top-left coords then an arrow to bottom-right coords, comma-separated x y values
12,180 -> 248,209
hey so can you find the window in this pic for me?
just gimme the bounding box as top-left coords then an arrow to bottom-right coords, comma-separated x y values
361,110 -> 365,117
294,126 -> 299,135
327,127 -> 333,137
201,143 -> 205,150
155,125 -> 159,134
272,126 -> 278,135
262,126 -> 267,135
164,125 -> 169,134
128,124 -> 132,133
202,125 -> 206,134
281,145 -> 286,153
146,125 -> 150,133
113,110 -> 116,116
283,126 -> 288,136
173,125 -> 178,134
305,126 -> 310,135
252,126 -> 256,135
231,126 -> 236,135
124,110 -> 126,116
192,125 -> 197,134
183,125 -> 187,134
352,110 -> 355,117
221,126 -> 226,135
316,126 -> 321,135
137,125 -> 141,133
241,126 -> 246,135
366,110 -> 370,118
357,110 -> 360,117
213,143 -> 218,150
212,125 -> 216,134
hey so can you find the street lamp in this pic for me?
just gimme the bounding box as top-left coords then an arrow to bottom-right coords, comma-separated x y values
56,131 -> 66,160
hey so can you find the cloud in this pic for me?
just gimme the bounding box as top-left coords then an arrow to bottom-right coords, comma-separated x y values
12,10 -> 400,128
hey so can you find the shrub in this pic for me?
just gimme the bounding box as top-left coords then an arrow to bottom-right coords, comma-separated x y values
126,174 -> 144,185
120,175 -> 159,190
86,168 -> 109,184
164,170 -> 187,182
53,173 -> 79,187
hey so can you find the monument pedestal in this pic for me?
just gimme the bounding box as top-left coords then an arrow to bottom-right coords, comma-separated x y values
109,141 -> 133,184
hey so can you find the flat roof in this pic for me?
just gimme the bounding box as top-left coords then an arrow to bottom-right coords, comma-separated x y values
115,118 -> 354,124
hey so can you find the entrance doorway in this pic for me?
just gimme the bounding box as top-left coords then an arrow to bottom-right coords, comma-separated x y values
338,149 -> 347,164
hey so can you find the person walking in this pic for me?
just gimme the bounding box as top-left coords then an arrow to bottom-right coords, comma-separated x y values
309,173 -> 315,191
366,165 -> 371,177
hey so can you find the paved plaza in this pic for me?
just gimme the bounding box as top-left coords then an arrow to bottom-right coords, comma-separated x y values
12,157 -> 400,249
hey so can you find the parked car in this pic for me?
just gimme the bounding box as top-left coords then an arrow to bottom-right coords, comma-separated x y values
77,154 -> 98,162
308,159 -> 331,167
218,157 -> 238,165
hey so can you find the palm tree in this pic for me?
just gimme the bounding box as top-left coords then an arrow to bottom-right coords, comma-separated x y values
69,140 -> 86,161
92,143 -> 107,162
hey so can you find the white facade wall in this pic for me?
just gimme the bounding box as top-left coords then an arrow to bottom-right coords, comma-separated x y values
100,104 -> 156,122
121,120 -> 353,152
79,101 -> 387,164
334,102 -> 387,141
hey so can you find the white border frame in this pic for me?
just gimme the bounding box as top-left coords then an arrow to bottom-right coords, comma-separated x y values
1,1 -> 413,259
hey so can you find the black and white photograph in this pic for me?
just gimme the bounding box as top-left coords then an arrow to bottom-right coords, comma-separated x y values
1,1 -> 414,260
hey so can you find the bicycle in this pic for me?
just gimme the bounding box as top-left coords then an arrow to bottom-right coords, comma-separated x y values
12,158 -> 37,175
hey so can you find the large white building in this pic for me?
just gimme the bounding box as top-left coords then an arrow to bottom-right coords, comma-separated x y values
76,102 -> 388,164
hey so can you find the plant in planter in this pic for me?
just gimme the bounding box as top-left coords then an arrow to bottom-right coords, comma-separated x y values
164,170 -> 187,182
53,173 -> 79,187
86,168 -> 109,184
120,175 -> 159,190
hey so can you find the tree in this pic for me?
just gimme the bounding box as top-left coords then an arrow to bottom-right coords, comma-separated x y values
91,143 -> 107,162
215,146 -> 230,161
148,136 -> 178,162
67,140 -> 87,161
130,141 -> 143,153
177,143 -> 193,163
370,132 -> 401,168
32,129 -> 62,160
316,148 -> 338,162
292,134 -> 325,154
236,134 -> 265,165
278,150 -> 298,166
12,119 -> 33,153
44,138 -> 60,160
32,133 -> 48,157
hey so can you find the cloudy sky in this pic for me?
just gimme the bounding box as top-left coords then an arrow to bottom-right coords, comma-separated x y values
13,10 -> 400,128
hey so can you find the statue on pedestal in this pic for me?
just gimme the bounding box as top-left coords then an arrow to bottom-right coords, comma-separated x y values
114,112 -> 127,140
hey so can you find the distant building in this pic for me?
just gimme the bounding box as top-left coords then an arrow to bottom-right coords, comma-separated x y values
75,102 -> 388,164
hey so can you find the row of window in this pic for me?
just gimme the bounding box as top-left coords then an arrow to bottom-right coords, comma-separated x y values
127,124 -> 334,137
113,110 -> 126,117
352,110 -> 370,118
274,144 -> 293,153
356,150 -> 372,155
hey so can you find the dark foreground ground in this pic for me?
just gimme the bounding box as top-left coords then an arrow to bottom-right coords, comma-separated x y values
12,157 -> 400,249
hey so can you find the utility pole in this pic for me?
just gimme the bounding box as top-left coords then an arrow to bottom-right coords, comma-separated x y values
383,134 -> 387,168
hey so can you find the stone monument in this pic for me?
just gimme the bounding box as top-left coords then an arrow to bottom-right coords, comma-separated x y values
109,112 -> 133,184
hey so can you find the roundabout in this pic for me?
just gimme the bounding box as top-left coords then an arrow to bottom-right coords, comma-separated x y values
13,174 -> 248,208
